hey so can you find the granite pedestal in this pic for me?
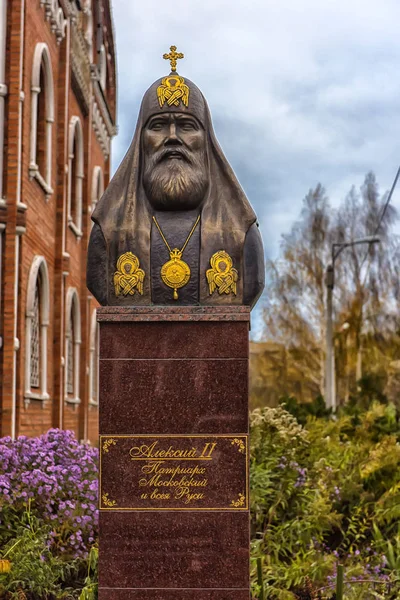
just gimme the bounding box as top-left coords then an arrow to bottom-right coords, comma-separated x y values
98,306 -> 250,599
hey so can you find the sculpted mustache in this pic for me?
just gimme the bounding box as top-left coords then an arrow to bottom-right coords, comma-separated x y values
154,148 -> 193,165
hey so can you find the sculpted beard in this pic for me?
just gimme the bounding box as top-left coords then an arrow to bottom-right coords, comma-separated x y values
143,148 -> 209,211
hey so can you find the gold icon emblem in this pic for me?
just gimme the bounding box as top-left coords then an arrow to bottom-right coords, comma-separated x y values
157,74 -> 189,109
153,215 -> 200,300
114,252 -> 145,297
206,251 -> 238,296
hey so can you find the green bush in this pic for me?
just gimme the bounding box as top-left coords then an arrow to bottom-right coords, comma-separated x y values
250,402 -> 400,599
2,405 -> 400,599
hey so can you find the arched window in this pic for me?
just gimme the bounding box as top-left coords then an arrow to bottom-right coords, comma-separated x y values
68,117 -> 84,237
25,256 -> 50,405
89,309 -> 99,406
99,44 -> 107,91
31,280 -> 40,388
65,288 -> 81,404
29,43 -> 54,197
91,166 -> 104,218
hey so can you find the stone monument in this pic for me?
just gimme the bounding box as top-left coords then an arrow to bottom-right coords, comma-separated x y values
88,46 -> 265,599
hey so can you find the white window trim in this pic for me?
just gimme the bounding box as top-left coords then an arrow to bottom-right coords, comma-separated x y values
24,256 -> 50,407
88,309 -> 99,406
65,287 -> 81,405
67,116 -> 84,238
0,223 -> 5,350
29,43 -> 54,198
90,165 -> 104,224
99,44 -> 107,91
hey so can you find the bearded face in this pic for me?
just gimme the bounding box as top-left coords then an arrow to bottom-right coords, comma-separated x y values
142,112 -> 209,211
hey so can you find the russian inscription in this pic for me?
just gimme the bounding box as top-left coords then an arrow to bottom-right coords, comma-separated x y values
100,435 -> 248,511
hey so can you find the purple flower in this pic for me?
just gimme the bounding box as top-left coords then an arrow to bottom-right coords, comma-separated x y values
0,428 -> 99,558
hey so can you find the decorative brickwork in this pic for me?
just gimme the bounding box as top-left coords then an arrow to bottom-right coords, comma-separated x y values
0,0 -> 117,442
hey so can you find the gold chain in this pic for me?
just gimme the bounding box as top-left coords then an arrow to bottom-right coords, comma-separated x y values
152,214 -> 200,255
152,214 -> 201,300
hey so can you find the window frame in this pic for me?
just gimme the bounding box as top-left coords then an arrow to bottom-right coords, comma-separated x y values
67,116 -> 84,238
99,44 -> 107,92
88,309 -> 99,407
24,256 -> 50,406
64,287 -> 81,405
90,165 -> 104,221
29,43 -> 54,198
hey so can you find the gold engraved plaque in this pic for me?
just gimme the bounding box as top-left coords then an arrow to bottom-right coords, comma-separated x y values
114,252 -> 145,297
99,434 -> 249,511
206,251 -> 238,296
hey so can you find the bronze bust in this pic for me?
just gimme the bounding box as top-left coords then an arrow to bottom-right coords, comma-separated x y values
87,47 -> 265,308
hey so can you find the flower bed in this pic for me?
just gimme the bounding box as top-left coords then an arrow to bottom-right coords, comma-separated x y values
1,402 -> 400,599
0,429 -> 98,599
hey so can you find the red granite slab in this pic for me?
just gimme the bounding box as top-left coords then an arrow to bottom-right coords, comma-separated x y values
99,512 -> 250,589
99,321 -> 249,359
100,435 -> 248,511
99,359 -> 248,434
97,306 -> 251,322
98,308 -> 251,596
99,590 -> 251,599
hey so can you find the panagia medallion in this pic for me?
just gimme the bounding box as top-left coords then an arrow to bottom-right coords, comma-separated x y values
152,214 -> 200,300
160,249 -> 191,300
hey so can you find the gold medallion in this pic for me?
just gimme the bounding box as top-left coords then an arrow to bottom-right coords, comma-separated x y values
206,250 -> 238,296
114,252 -> 145,297
160,249 -> 191,300
152,214 -> 200,300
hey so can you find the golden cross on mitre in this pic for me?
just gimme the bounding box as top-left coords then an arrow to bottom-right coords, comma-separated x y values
163,45 -> 184,72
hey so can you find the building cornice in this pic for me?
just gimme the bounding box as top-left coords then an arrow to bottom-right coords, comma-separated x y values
39,0 -> 67,44
92,100 -> 111,160
70,18 -> 91,113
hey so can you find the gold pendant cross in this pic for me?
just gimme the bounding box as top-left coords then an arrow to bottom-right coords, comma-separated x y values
163,45 -> 184,72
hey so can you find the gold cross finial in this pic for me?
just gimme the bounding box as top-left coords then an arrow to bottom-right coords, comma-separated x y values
163,45 -> 184,73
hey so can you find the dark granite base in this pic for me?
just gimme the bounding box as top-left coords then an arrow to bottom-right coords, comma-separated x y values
99,590 -> 250,599
98,308 -> 250,598
100,321 -> 249,359
99,512 -> 250,589
99,359 -> 248,434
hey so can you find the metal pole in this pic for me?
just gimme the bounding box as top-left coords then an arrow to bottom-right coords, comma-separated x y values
325,265 -> 335,411
257,557 -> 265,600
336,564 -> 344,600
325,237 -> 380,413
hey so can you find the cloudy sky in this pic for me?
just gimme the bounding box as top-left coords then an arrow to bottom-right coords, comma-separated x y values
111,0 -> 400,261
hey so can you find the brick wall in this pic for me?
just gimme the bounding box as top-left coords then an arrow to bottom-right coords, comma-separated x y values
0,0 -> 116,443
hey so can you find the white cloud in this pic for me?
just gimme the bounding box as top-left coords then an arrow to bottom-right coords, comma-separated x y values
111,0 -> 400,261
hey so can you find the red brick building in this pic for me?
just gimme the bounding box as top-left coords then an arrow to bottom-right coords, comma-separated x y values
0,0 -> 117,442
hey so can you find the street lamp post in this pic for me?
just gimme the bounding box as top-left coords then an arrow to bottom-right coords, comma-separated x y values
325,236 -> 380,412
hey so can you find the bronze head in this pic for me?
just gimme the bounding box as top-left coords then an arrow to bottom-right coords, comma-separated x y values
142,112 -> 208,211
